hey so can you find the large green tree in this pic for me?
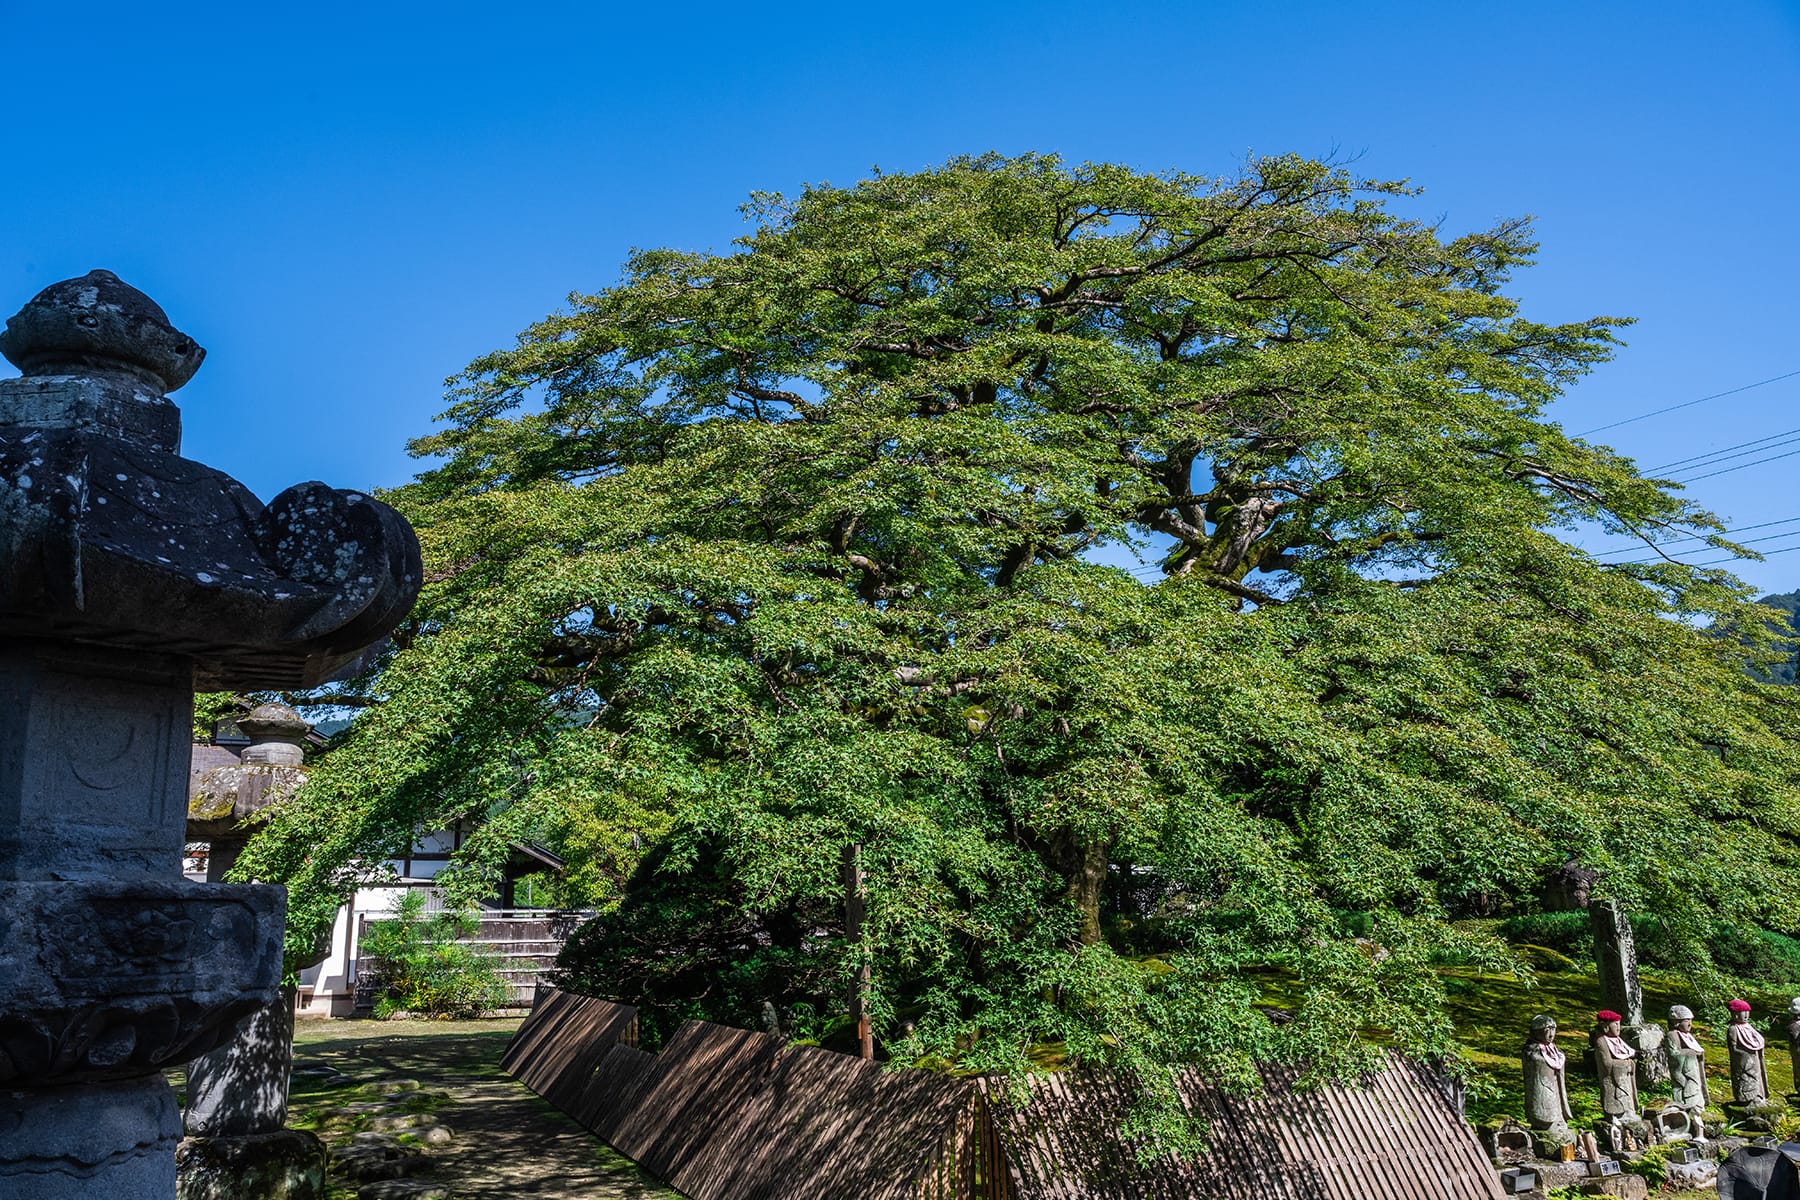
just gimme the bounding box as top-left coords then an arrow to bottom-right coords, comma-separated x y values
239,154 -> 1800,1145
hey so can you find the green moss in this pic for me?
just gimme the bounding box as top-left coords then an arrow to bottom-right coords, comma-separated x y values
1442,961 -> 1797,1126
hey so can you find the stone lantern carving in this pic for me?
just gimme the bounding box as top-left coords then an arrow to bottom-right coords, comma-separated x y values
0,271 -> 420,1199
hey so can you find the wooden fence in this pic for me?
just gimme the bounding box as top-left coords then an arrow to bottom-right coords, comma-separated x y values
503,988 -> 1502,1200
986,1059 -> 1503,1200
502,989 -> 1005,1199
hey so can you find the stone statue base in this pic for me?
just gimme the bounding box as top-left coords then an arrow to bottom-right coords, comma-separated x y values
175,1129 -> 326,1200
0,1075 -> 181,1200
1530,1124 -> 1575,1158
185,988 -> 299,1137
1724,1100 -> 1781,1133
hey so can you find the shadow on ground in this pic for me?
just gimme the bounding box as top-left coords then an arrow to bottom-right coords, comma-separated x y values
291,1017 -> 678,1200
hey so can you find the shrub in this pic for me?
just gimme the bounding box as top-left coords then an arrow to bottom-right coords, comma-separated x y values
361,890 -> 512,1019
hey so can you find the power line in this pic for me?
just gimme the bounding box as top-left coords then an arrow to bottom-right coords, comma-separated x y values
1610,527 -> 1800,566
1576,367 -> 1800,437
1667,434 -> 1800,480
1680,445 -> 1800,483
1593,515 -> 1800,561
1687,543 -> 1800,569
1649,427 -> 1800,474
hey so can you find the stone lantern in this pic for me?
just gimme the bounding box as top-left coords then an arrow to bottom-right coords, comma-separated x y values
179,703 -> 322,1199
0,271 -> 421,1198
188,703 -> 313,882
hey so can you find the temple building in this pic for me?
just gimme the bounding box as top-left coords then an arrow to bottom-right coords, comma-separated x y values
186,706 -> 575,1017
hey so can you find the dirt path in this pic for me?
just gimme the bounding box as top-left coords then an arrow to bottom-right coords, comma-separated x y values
291,1017 -> 679,1200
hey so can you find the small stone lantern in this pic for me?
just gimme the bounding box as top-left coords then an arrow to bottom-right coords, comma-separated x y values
188,703 -> 313,880
180,702 -> 325,1197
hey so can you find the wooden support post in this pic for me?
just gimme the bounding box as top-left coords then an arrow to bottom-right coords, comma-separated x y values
843,842 -> 873,1060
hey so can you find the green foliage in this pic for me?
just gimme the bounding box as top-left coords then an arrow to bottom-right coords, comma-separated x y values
236,152 -> 1800,1151
1494,911 -> 1800,984
1621,1140 -> 1678,1186
360,890 -> 512,1019
1757,589 -> 1799,684
1495,912 -> 1596,961
1709,926 -> 1800,985
192,691 -> 243,741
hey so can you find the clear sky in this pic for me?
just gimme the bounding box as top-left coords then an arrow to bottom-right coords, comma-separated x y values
4,1 -> 1797,593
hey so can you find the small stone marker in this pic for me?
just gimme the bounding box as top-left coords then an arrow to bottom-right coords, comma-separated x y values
1498,1165 -> 1537,1194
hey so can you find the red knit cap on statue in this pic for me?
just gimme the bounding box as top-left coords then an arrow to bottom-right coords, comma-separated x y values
1596,1010 -> 1622,1022
1729,999 -> 1753,1012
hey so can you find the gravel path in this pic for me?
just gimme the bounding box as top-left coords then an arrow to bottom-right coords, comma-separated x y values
290,1017 -> 678,1200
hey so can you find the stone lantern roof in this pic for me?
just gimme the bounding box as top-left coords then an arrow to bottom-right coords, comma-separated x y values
0,270 -> 422,689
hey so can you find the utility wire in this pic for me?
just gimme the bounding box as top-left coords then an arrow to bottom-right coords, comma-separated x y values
1688,543 -> 1800,569
1679,445 -> 1800,483
1667,434 -> 1800,480
1576,368 -> 1800,437
1592,515 -> 1800,561
1610,527 -> 1800,566
1649,427 -> 1800,474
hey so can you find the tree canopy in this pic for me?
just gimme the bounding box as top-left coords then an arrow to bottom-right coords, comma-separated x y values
236,153 -> 1800,1148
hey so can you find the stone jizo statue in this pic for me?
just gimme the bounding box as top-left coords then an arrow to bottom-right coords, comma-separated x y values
1727,999 -> 1770,1106
1591,1009 -> 1638,1121
1521,1014 -> 1574,1145
1785,997 -> 1800,1099
1664,1004 -> 1707,1140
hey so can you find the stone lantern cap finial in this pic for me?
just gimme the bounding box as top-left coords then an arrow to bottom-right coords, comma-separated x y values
237,703 -> 311,766
0,269 -> 205,393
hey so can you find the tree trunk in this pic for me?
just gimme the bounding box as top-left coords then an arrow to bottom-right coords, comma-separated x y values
1063,837 -> 1110,947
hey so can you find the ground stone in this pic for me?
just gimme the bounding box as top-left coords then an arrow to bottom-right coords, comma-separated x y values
354,1132 -> 406,1148
1576,1174 -> 1648,1200
1664,1157 -> 1719,1189
371,1080 -> 422,1094
340,1155 -> 430,1183
421,1125 -> 454,1146
175,1128 -> 326,1200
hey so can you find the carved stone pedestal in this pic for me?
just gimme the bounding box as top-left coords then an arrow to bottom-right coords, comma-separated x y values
0,1076 -> 181,1200
0,879 -> 284,1197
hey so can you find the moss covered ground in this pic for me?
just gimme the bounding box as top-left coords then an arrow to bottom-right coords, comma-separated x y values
1442,953 -> 1799,1132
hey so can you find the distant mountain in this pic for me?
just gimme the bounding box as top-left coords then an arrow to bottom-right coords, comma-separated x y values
1760,590 -> 1799,684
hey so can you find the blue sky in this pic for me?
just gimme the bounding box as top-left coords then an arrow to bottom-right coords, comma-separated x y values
4,1 -> 1797,593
